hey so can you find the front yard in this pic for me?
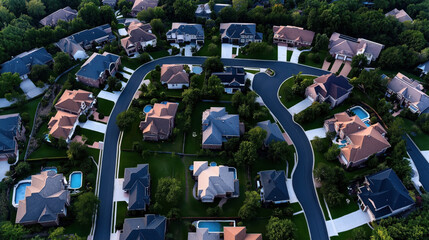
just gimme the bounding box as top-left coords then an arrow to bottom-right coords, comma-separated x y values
236,45 -> 278,61
402,118 -> 429,150
278,75 -> 317,109
299,50 -> 328,68
96,98 -> 114,116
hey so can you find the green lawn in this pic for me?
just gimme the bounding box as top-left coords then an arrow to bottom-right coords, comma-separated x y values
117,23 -> 125,29
184,102 -> 235,154
287,50 -> 293,61
115,201 -> 128,230
402,118 -> 429,150
290,202 -> 302,213
292,213 -> 310,240
121,57 -> 143,70
0,96 -> 42,131
28,144 -> 67,159
299,50 -> 328,68
87,148 -> 100,163
331,224 -> 373,240
300,101 -> 353,130
196,39 -> 221,57
380,69 -> 423,82
236,45 -> 277,60
317,189 -> 330,220
245,69 -> 260,74
74,127 -> 104,145
57,64 -> 81,85
149,50 -> 170,59
97,98 -> 115,116
278,75 -> 317,108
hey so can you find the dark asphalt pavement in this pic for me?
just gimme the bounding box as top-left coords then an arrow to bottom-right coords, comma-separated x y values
405,135 -> 429,191
93,56 -> 329,240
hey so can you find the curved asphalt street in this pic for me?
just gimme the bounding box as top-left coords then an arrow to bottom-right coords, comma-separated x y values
93,56 -> 329,240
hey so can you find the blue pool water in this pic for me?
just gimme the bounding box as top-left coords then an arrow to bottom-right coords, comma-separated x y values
198,222 -> 223,232
189,165 -> 194,171
338,144 -> 346,148
350,107 -> 369,120
15,182 -> 31,204
70,172 -> 82,189
363,120 -> 371,127
341,140 -> 347,144
161,101 -> 179,105
210,162 -> 217,167
143,105 -> 153,113
192,66 -> 203,74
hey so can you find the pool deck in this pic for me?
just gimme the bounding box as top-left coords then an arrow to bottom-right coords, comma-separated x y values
12,180 -> 32,208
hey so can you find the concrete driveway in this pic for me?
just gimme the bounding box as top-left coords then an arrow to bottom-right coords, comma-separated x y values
305,128 -> 326,140
339,61 -> 352,77
221,44 -> 233,59
20,79 -> 45,98
330,60 -> 343,73
98,90 -> 119,103
288,97 -> 313,115
79,120 -> 107,134
278,45 -> 287,62
327,210 -> 371,236
0,160 -> 10,181
290,48 -> 302,63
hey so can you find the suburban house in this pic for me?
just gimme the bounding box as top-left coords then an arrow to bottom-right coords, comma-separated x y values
166,23 -> 205,45
48,89 -> 94,141
188,227 -> 220,240
418,61 -> 429,75
193,161 -> 239,203
385,8 -> 413,23
224,227 -> 262,240
160,64 -> 189,89
257,170 -> 289,204
358,169 -> 415,221
195,3 -> 211,19
0,48 -> 53,79
273,25 -> 315,47
16,171 -> 70,226
213,4 -> 231,14
56,24 -> 115,60
256,120 -> 285,146
220,23 -> 262,45
139,102 -> 178,141
212,67 -> 246,94
386,72 -> 429,114
121,22 -> 157,56
328,32 -> 384,63
102,0 -> 117,7
202,107 -> 244,149
131,0 -> 159,17
305,73 -> 353,108
39,6 -> 77,27
324,112 -> 391,168
119,215 -> 166,240
0,114 -> 25,161
123,164 -> 150,211
76,52 -> 121,88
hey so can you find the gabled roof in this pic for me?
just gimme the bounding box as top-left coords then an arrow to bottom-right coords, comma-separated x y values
56,38 -> 87,59
223,227 -> 262,240
418,61 -> 429,75
220,23 -> 262,40
202,107 -> 240,146
160,64 -> 189,84
213,4 -> 231,13
120,215 -> 166,240
132,0 -> 159,13
385,8 -> 413,23
140,102 -> 178,137
0,113 -> 20,154
307,73 -> 353,101
167,23 -> 205,39
358,169 -> 414,219
1,48 -> 53,76
16,171 -> 70,224
121,27 -> 156,49
188,227 -> 220,240
195,3 -> 211,18
273,25 -> 315,44
256,120 -> 285,145
329,32 -> 384,60
258,170 -> 289,202
326,113 -> 367,136
48,111 -> 77,139
387,72 -> 429,113
76,52 -> 120,81
55,89 -> 93,114
39,6 -> 77,26
123,164 -> 150,211
212,67 -> 245,86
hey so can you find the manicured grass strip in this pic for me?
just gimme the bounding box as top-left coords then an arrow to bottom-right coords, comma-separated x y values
300,101 -> 352,130
290,202 -> 302,213
278,75 -> 316,108
330,224 -> 372,240
292,213 -> 310,240
97,98 -> 115,116
316,189 -> 330,220
196,39 -> 221,57
87,148 -> 100,164
0,96 -> 42,130
236,46 -> 278,60
287,50 -> 293,61
245,69 -> 260,74
75,128 -> 104,145
402,118 -> 429,150
150,50 -> 170,59
115,201 -> 128,230
28,144 -> 67,159
298,50 -> 327,68
121,57 -> 142,70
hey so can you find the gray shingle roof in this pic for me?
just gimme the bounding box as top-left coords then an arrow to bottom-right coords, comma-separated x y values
256,120 -> 285,146
0,114 -> 20,154
1,48 -> 53,76
212,67 -> 246,87
123,164 -> 150,211
120,215 -> 166,240
387,73 -> 429,113
202,107 -> 240,146
220,23 -> 262,40
167,23 -> 204,39
76,52 -> 120,81
258,170 -> 289,202
310,73 -> 353,100
39,6 -> 77,26
358,169 -> 414,219
213,4 -> 231,13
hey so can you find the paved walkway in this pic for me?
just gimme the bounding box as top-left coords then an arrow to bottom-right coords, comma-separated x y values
290,48 -> 302,63
79,120 -> 107,134
0,98 -> 14,108
327,210 -> 371,236
221,44 -> 233,59
113,178 -> 129,202
278,45 -> 287,62
119,72 -> 131,80
122,67 -> 135,74
0,160 -> 10,181
287,178 -> 298,203
20,79 -> 45,98
305,128 -> 326,140
98,90 -> 119,103
330,60 -> 343,73
288,97 -> 313,115
339,62 -> 351,77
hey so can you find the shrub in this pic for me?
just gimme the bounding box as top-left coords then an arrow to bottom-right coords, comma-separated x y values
79,114 -> 87,123
298,53 -> 306,63
98,113 -> 105,119
7,157 -> 15,164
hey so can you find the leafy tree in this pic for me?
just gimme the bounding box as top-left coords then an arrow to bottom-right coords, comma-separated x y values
67,141 -> 88,163
53,52 -> 73,75
74,192 -> 99,225
29,64 -> 51,83
0,221 -> 28,240
202,57 -> 224,76
139,52 -> 151,64
182,88 -> 201,107
378,45 -> 419,70
218,7 -> 237,22
0,72 -> 22,98
100,5 -> 116,25
268,141 -> 291,163
312,136 -> 331,153
150,18 -> 164,36
238,191 -> 261,220
3,0 -> 26,16
137,7 -> 165,22
313,33 -> 329,51
14,161 -> 30,178
294,102 -> 330,125
208,43 -> 218,56
155,177 -> 181,212
324,144 -> 340,161
314,165 -> 347,206
232,0 -> 249,12
0,6 -> 15,29
173,0 -> 196,22
116,109 -> 138,130
266,217 -> 295,240
203,75 -> 224,99
350,69 -> 386,96
26,0 -> 46,19
78,2 -> 101,26
247,126 -> 267,149
399,30 -> 426,52
49,227 -> 66,240
234,141 -> 257,166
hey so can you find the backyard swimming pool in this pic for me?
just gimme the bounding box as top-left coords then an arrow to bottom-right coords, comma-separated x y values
69,171 -> 83,189
350,106 -> 369,120
143,105 -> 153,113
197,220 -> 235,233
210,162 -> 217,167
192,66 -> 203,74
189,165 -> 194,171
13,181 -> 31,206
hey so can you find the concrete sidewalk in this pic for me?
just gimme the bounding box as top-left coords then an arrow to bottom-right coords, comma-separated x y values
98,90 -> 119,103
120,72 -> 131,80
305,128 -> 326,140
79,120 -> 107,134
287,178 -> 298,203
122,67 -> 135,74
288,97 -> 313,115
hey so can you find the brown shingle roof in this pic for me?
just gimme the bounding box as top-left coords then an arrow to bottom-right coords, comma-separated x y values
48,111 -> 77,139
224,227 -> 262,240
385,8 -> 413,22
139,102 -> 178,138
329,32 -> 384,60
273,25 -> 315,44
160,64 -> 189,84
55,89 -> 93,114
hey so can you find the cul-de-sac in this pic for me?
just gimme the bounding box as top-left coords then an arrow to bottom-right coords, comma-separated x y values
1,0 -> 429,239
